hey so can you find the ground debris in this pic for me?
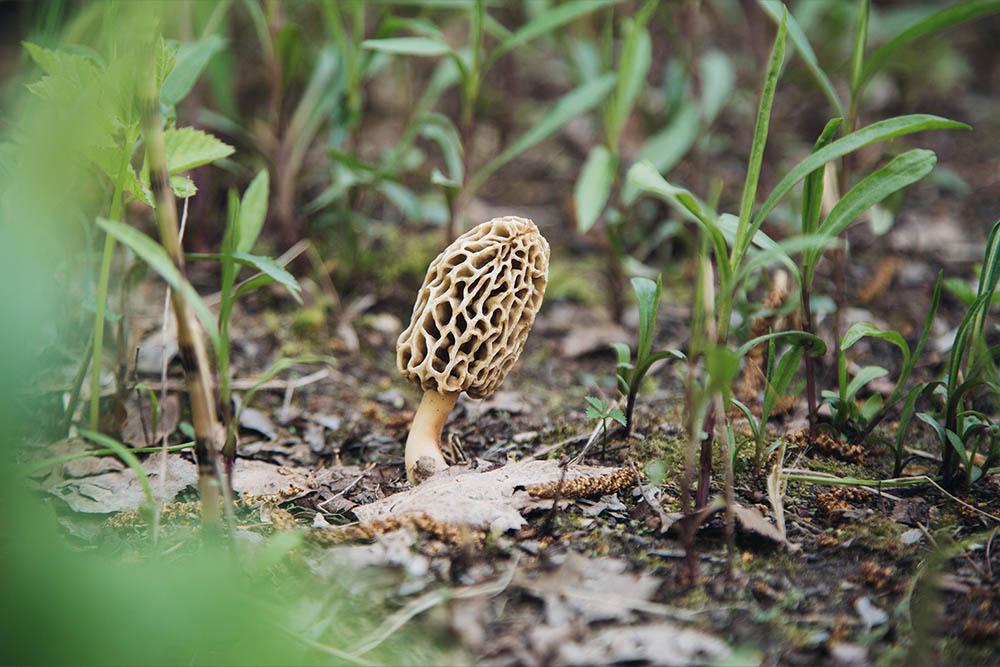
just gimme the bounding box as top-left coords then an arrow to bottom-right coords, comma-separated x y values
352,460 -> 629,532
553,623 -> 733,666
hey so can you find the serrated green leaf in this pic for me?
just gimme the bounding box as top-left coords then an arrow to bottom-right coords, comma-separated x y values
163,127 -> 234,173
608,409 -> 627,427
236,170 -> 269,254
161,35 -> 225,106
468,73 -> 616,194
170,175 -> 197,199
574,145 -> 615,233
95,217 -> 220,351
585,395 -> 608,412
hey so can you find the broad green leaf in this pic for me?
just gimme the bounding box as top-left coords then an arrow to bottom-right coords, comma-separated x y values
841,322 -> 910,369
163,127 -> 234,173
810,149 -> 936,266
574,145 -> 615,233
96,217 -> 220,351
161,35 -> 225,106
861,394 -> 882,421
237,170 -> 269,254
585,405 -> 604,420
706,346 -> 741,393
585,395 -> 609,412
611,342 -> 632,367
380,16 -> 445,40
757,1 -> 843,117
488,0 -> 620,66
468,73 -> 616,193
845,365 -> 888,402
751,115 -> 968,240
608,408 -> 627,427
631,275 -> 661,362
639,104 -> 699,174
733,7 -> 786,269
361,37 -> 452,57
699,50 -> 735,125
860,0 -> 1000,93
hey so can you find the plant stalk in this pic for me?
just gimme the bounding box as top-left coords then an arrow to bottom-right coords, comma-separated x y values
141,64 -> 226,526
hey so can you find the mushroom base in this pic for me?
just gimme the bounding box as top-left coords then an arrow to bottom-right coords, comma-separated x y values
404,389 -> 458,483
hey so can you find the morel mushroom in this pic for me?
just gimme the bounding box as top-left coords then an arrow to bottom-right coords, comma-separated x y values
397,216 -> 550,483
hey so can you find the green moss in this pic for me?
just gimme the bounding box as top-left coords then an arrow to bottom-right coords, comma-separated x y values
838,515 -> 905,555
630,433 -> 688,473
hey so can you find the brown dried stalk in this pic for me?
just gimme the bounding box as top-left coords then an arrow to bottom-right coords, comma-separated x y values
141,66 -> 226,525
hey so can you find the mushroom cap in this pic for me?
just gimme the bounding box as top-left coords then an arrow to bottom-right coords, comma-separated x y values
397,216 -> 550,399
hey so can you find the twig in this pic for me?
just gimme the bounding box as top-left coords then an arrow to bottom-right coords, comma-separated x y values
567,419 -> 612,467
349,554 -> 520,659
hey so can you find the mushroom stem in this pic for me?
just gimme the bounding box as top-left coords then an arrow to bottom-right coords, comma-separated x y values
405,389 -> 458,483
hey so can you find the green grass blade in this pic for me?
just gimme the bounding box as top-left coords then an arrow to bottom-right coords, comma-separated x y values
849,0 -> 870,96
757,1 -> 843,117
733,7 -> 786,270
467,73 -> 616,194
79,429 -> 157,515
574,145 -> 615,233
361,36 -> 452,57
487,0 -> 620,67
738,331 -> 826,359
638,103 -> 699,174
161,35 -> 225,106
608,0 -> 656,148
236,169 -> 269,254
860,0 -> 1000,94
750,114 -> 968,241
96,217 -> 221,352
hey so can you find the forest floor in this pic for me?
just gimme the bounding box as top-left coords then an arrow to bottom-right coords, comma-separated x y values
32,248 -> 1000,665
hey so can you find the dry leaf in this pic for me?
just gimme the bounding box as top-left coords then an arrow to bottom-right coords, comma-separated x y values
46,454 -> 196,513
352,460 -> 625,532
121,394 -> 180,447
555,623 -> 732,666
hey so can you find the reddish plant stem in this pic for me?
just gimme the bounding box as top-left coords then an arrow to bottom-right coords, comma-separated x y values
696,405 -> 715,509
802,286 -> 818,438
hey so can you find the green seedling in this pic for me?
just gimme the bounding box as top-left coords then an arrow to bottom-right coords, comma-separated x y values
362,0 -> 618,236
730,337 -> 804,473
900,219 -> 1000,491
611,276 -> 685,437
584,396 -> 627,458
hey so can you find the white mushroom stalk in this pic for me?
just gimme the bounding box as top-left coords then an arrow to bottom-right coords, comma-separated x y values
397,216 -> 550,483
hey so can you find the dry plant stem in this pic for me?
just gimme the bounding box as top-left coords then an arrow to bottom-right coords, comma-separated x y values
142,77 -> 225,526
405,390 -> 458,483
153,196 -> 191,544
